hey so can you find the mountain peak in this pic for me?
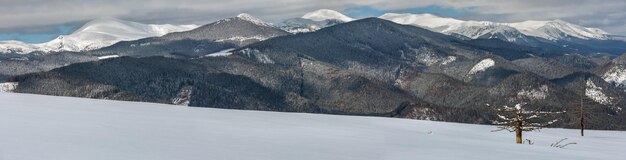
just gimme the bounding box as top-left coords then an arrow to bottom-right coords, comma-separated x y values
235,13 -> 272,27
302,9 -> 353,22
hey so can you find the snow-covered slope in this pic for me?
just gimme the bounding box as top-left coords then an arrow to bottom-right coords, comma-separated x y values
1,93 -> 625,160
380,13 -> 610,41
0,18 -> 198,54
279,9 -> 353,33
468,58 -> 496,75
603,65 -> 626,90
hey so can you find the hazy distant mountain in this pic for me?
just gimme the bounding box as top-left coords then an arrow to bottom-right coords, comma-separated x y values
379,13 -> 626,55
379,13 -> 610,41
89,13 -> 291,58
0,18 -> 198,54
278,9 -> 353,33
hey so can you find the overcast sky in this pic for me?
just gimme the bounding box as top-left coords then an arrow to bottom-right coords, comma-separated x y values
1,0 -> 625,43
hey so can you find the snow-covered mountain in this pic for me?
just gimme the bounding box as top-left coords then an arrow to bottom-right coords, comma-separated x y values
0,18 -> 198,54
379,13 -> 610,42
278,9 -> 353,33
89,13 -> 290,58
301,9 -> 354,22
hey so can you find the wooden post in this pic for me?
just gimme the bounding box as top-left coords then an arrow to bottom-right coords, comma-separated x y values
515,120 -> 522,144
515,110 -> 522,144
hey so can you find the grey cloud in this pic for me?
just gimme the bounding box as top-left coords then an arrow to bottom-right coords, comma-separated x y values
0,0 -> 624,35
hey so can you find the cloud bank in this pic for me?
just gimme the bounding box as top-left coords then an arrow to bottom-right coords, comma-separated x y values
1,0 -> 625,36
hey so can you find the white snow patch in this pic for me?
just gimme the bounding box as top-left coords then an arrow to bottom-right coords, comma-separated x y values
9,57 -> 29,61
97,55 -> 120,60
255,54 -> 274,64
603,66 -> 626,90
585,80 -> 614,105
468,58 -> 495,75
440,56 -> 457,65
202,48 -> 234,57
517,85 -> 549,100
237,48 -> 273,64
0,82 -> 17,92
0,93 -> 625,160
412,47 -> 456,66
216,35 -> 269,42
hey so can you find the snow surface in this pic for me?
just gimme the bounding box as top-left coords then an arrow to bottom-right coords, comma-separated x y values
0,18 -> 198,54
302,9 -> 354,22
379,13 -> 609,41
468,58 -> 495,75
1,93 -> 625,160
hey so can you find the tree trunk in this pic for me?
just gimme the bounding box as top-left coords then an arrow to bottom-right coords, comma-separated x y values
580,77 -> 585,137
515,120 -> 522,144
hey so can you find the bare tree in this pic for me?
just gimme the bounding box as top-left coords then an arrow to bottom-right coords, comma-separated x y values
487,103 -> 564,144
579,77 -> 585,136
568,75 -> 605,137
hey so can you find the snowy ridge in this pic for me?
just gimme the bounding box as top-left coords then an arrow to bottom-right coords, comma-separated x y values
0,40 -> 41,54
301,9 -> 354,22
508,20 -> 609,40
0,18 -> 199,54
279,9 -> 353,33
379,13 -> 610,41
1,93 -> 625,160
236,13 -> 273,27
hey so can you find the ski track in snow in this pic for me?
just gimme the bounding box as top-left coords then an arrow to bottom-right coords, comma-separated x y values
1,93 -> 625,160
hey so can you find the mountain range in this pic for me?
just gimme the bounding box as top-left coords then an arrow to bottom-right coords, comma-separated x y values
2,9 -> 626,130
4,9 -> 624,55
0,18 -> 198,54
